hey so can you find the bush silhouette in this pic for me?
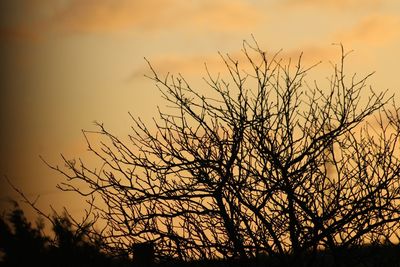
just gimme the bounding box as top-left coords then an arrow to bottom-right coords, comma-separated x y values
0,201 -> 48,266
1,200 -> 400,266
0,202 -> 132,266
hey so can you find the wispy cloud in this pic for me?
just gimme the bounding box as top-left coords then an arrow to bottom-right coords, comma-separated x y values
0,0 -> 261,40
0,0 -> 53,41
283,0 -> 384,10
130,53 -> 223,80
334,14 -> 400,45
55,0 -> 261,33
129,43 -> 338,82
49,0 -> 172,33
0,27 -> 41,42
280,45 -> 338,65
182,1 -> 261,32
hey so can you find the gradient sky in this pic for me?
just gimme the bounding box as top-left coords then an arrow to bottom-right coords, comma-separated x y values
1,0 -> 400,218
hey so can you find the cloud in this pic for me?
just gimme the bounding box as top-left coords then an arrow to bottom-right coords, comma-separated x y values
0,0 -> 52,41
0,0 -> 261,40
49,0 -> 170,33
182,1 -> 261,32
334,14 -> 400,45
0,27 -> 41,42
283,0 -> 384,10
130,53 -> 223,80
129,43 -> 339,82
280,45 -> 338,64
54,0 -> 261,33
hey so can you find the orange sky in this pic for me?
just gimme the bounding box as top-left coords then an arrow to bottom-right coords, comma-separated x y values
1,0 -> 400,219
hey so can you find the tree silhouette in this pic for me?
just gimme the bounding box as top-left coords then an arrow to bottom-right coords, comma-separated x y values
0,201 -> 132,266
0,201 -> 48,266
46,41 -> 400,266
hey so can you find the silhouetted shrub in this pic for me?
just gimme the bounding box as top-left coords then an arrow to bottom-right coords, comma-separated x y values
1,202 -> 400,266
0,203 -> 132,267
0,202 -> 48,266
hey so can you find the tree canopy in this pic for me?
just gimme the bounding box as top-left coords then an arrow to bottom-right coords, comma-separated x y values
35,40 -> 400,266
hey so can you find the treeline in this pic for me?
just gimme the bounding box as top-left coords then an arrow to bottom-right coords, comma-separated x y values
1,203 -> 400,267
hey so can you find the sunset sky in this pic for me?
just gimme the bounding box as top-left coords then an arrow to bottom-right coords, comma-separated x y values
1,0 -> 400,218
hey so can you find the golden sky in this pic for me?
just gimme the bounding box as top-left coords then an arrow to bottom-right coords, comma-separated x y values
1,0 -> 400,217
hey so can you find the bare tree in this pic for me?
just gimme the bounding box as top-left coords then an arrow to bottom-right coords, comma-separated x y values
46,40 -> 400,265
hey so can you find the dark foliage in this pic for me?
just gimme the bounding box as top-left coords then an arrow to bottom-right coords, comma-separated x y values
1,202 -> 399,266
0,203 -> 131,267
0,202 -> 47,266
